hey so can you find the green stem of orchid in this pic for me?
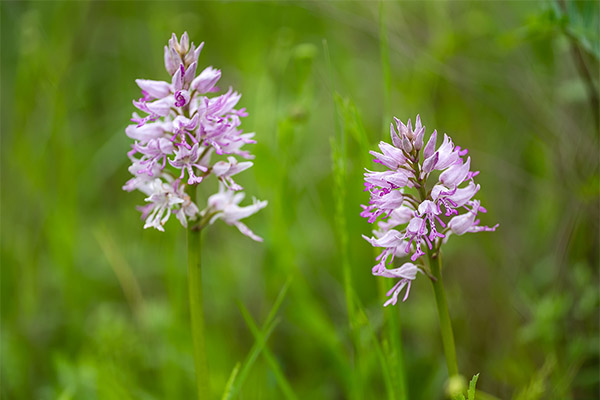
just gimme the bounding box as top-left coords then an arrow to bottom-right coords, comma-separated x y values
427,250 -> 459,378
416,172 -> 459,380
187,226 -> 210,398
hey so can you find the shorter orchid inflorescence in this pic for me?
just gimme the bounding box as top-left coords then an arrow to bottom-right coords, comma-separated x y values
124,33 -> 266,240
361,116 -> 498,306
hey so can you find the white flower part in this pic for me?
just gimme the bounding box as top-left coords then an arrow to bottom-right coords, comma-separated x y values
423,129 -> 438,160
191,66 -> 221,93
422,151 -> 439,175
173,114 -> 199,133
440,157 -> 471,188
447,182 -> 480,208
212,156 -> 253,191
364,169 -> 410,189
174,185 -> 199,228
183,61 -> 198,86
171,65 -> 184,91
219,132 -> 256,159
369,141 -> 406,169
362,229 -> 403,248
417,200 -> 439,216
377,262 -> 420,279
413,115 -> 425,150
125,122 -> 167,143
373,229 -> 412,260
135,79 -> 171,100
369,189 -> 404,212
143,179 -> 184,231
378,262 -> 422,307
433,134 -> 459,170
448,200 -> 480,235
203,183 -> 268,241
377,206 -> 414,232
147,96 -> 175,117
123,159 -> 163,193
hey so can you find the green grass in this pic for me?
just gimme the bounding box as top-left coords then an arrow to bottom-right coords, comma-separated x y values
1,1 -> 599,399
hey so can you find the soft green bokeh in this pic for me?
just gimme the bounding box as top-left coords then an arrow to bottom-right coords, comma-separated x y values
2,1 -> 598,399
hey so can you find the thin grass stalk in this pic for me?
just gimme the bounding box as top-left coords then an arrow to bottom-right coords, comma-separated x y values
323,39 -> 364,399
379,0 -> 392,126
379,3 -> 408,397
238,305 -> 297,400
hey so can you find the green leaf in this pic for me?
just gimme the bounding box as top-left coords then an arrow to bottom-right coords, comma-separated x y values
221,363 -> 241,400
468,373 -> 480,400
558,0 -> 600,59
223,278 -> 292,399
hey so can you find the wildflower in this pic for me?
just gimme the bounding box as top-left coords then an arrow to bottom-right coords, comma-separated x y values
142,179 -> 186,232
379,263 -> 421,307
202,183 -> 268,242
124,33 -> 266,236
362,115 -> 497,306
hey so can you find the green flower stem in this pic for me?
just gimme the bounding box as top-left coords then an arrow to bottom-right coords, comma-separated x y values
427,250 -> 459,378
417,170 -> 460,379
187,226 -> 210,398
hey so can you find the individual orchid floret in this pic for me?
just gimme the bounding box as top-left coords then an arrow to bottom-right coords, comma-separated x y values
142,179 -> 185,232
126,121 -> 168,143
134,138 -> 174,176
192,67 -> 221,93
173,184 -> 200,228
212,156 -> 253,191
402,217 -> 430,261
202,184 -> 268,242
377,262 -> 422,307
124,33 -> 265,237
169,143 -> 208,185
363,229 -> 411,274
448,200 -> 499,236
136,79 -> 171,101
361,115 -> 497,306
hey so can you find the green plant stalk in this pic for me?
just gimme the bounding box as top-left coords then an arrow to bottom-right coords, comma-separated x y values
417,177 -> 459,379
427,250 -> 459,378
187,226 -> 210,398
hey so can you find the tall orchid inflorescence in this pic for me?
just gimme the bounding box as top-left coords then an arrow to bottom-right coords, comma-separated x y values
361,115 -> 498,306
124,33 -> 267,240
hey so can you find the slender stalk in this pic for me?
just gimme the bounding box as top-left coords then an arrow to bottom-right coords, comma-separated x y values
557,0 -> 599,132
416,173 -> 459,379
187,226 -> 210,398
427,251 -> 459,377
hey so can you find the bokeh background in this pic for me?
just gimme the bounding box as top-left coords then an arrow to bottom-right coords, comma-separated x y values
2,1 -> 599,399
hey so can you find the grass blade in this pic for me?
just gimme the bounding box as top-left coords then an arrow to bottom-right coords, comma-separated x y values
238,304 -> 297,400
222,278 -> 292,399
221,363 -> 241,400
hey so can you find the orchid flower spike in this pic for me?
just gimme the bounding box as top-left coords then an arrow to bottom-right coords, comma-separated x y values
124,33 -> 266,240
361,115 -> 498,306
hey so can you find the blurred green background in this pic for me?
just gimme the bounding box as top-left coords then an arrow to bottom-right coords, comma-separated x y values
2,1 -> 598,399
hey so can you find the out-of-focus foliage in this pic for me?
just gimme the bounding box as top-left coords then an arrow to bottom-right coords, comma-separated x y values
1,1 -> 598,399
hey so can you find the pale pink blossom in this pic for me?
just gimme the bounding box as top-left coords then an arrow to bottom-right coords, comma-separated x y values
124,33 -> 265,236
362,115 -> 497,306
